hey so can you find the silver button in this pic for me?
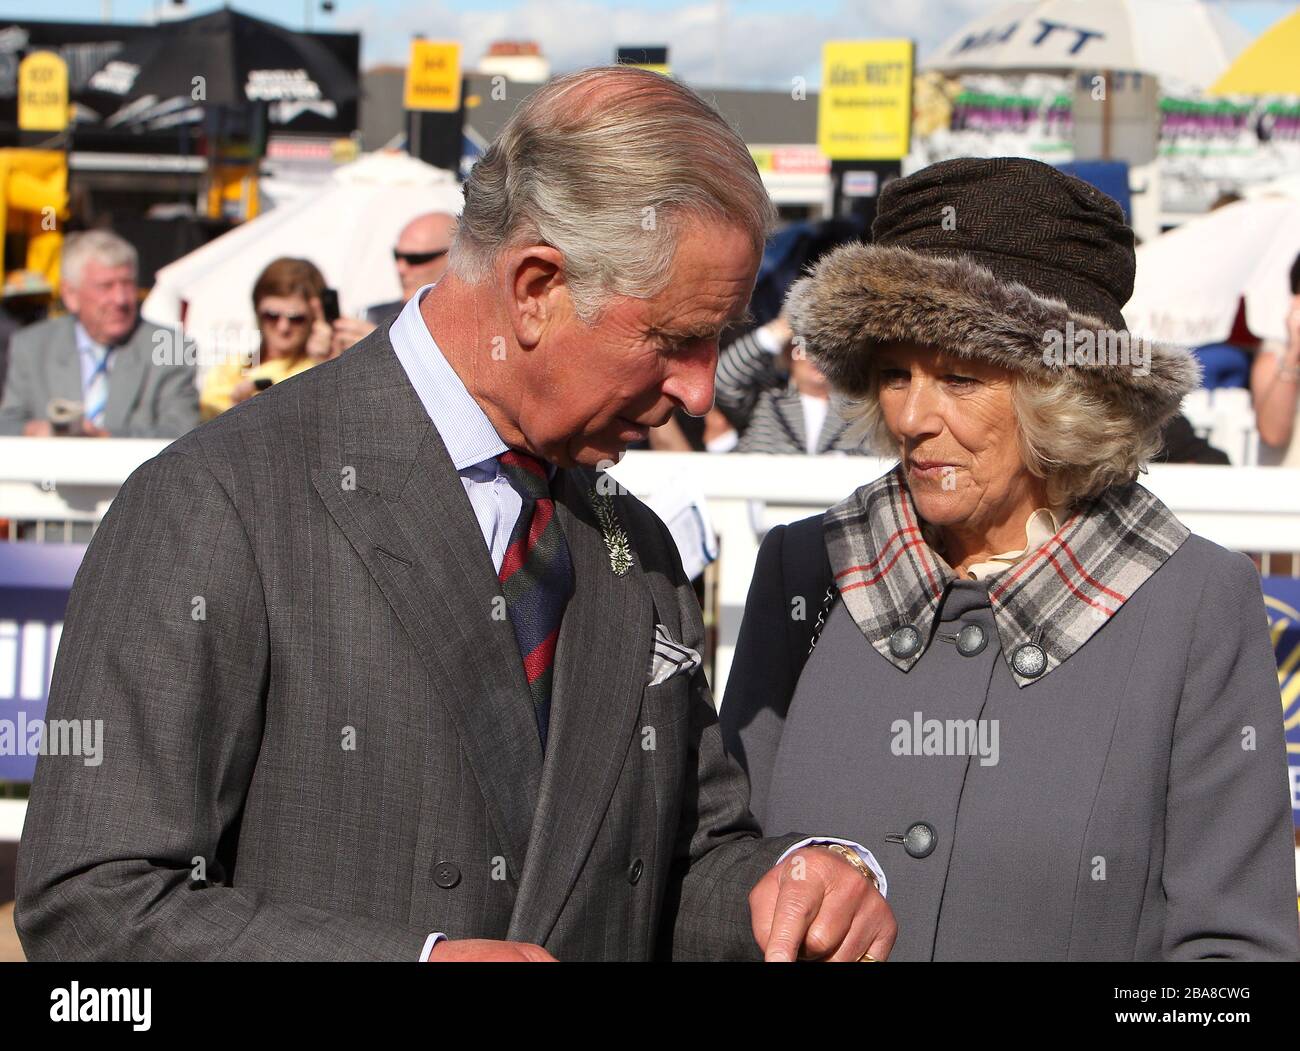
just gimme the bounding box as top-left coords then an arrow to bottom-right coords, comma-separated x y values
1011,642 -> 1048,678
955,623 -> 987,657
888,624 -> 922,659
887,822 -> 937,859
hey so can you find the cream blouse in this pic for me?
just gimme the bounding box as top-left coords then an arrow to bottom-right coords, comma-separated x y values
925,506 -> 1066,581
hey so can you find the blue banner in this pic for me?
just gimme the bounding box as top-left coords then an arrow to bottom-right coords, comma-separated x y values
0,544 -> 85,781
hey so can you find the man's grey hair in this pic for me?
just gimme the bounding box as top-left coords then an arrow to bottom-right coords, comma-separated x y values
450,65 -> 775,321
62,230 -> 138,289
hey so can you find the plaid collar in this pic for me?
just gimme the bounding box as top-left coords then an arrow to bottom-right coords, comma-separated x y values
823,464 -> 1190,687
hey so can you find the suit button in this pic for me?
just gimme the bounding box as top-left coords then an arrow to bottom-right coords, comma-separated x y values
888,624 -> 921,658
433,862 -> 461,889
903,822 -> 936,859
627,858 -> 644,885
956,623 -> 987,657
1011,642 -> 1048,678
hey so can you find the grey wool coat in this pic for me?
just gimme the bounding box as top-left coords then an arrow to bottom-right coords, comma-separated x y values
16,324 -> 808,961
721,466 -> 1300,961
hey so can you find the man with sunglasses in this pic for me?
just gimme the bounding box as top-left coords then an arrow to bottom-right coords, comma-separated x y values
329,212 -> 455,355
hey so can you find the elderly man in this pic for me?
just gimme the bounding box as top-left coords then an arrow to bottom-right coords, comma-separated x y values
16,67 -> 895,963
330,212 -> 457,354
0,230 -> 199,438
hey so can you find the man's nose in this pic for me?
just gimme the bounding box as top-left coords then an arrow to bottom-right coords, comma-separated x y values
663,347 -> 718,418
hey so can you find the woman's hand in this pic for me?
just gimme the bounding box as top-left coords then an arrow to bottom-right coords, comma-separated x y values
305,296 -> 336,361
230,378 -> 259,405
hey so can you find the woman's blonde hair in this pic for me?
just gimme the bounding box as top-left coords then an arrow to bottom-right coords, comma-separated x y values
840,362 -> 1165,510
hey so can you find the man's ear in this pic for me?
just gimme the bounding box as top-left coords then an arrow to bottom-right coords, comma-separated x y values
60,282 -> 80,316
502,244 -> 571,348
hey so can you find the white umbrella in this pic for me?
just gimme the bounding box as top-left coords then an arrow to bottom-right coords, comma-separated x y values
1123,195 -> 1300,345
142,151 -> 462,371
924,0 -> 1249,89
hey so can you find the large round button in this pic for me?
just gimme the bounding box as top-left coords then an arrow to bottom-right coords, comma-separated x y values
627,859 -> 644,885
433,861 -> 461,889
904,822 -> 936,859
955,623 -> 987,657
1011,642 -> 1048,678
888,624 -> 922,659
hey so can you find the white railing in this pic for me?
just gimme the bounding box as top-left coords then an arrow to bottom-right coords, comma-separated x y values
6,439 -> 1300,698
4,440 -> 1300,845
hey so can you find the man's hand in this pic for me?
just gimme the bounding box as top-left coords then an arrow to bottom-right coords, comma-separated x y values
74,419 -> 111,438
305,296 -> 337,362
749,846 -> 897,962
332,316 -> 376,356
230,378 -> 260,406
426,938 -> 558,962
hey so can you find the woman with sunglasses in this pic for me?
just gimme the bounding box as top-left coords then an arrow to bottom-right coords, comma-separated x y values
200,257 -> 335,421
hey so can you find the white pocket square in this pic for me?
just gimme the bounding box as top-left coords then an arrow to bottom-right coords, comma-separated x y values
648,623 -> 702,685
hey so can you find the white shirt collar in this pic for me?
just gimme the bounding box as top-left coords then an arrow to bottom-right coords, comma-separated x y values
387,285 -> 508,472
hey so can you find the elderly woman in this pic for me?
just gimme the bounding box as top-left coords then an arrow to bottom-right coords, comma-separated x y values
720,157 -> 1300,961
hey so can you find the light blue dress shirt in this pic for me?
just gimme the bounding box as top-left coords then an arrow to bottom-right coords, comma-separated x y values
388,285 -> 553,574
74,322 -> 114,413
73,322 -> 114,385
387,286 -> 886,961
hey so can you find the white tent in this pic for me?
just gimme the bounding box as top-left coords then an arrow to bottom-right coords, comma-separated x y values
143,151 -> 463,368
1124,195 -> 1299,346
924,0 -> 1249,90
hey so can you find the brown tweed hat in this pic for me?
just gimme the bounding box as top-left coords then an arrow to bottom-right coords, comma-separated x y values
784,157 -> 1199,423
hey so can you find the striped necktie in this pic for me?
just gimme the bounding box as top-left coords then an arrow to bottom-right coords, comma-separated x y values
497,450 -> 574,750
85,345 -> 111,428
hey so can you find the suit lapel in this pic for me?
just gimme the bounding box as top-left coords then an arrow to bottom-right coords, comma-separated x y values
508,468 -> 655,945
817,405 -> 849,454
310,335 -> 543,879
774,387 -> 808,452
103,326 -> 148,434
48,318 -> 83,407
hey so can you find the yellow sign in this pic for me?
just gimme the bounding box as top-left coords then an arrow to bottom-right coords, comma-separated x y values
404,41 -> 462,112
18,51 -> 69,133
818,40 -> 914,161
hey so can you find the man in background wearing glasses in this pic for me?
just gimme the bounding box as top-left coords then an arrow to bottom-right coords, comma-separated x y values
330,212 -> 455,354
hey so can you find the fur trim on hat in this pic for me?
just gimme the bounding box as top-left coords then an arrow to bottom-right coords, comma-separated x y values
784,243 -> 1200,423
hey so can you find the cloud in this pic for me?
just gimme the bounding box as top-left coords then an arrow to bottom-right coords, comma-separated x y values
337,0 -> 1007,88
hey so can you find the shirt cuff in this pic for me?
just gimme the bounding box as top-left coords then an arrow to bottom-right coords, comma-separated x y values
419,932 -> 447,962
705,428 -> 739,453
777,837 -> 888,899
752,324 -> 783,356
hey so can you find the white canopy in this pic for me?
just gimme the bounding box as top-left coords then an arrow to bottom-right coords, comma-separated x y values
143,151 -> 462,367
1124,195 -> 1300,346
924,0 -> 1249,89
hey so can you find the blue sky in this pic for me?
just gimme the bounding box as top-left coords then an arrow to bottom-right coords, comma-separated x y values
0,0 -> 1295,87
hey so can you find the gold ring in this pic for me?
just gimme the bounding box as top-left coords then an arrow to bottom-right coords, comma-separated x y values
857,951 -> 878,963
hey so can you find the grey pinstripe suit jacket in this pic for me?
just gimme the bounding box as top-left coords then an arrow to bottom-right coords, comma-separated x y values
15,325 -> 802,961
